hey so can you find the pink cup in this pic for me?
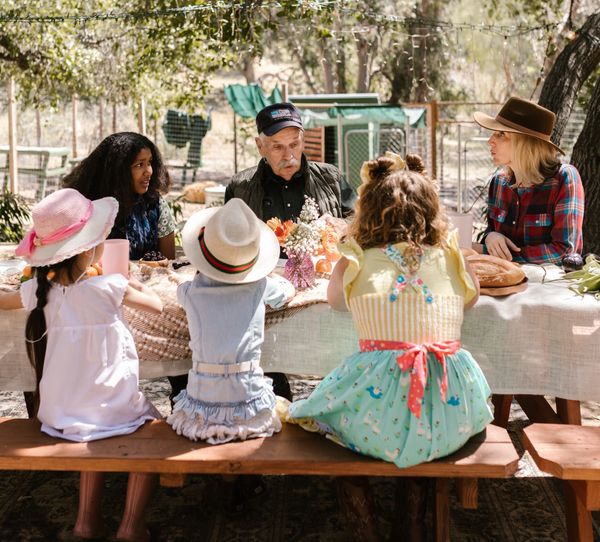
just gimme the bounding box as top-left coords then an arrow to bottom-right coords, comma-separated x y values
447,211 -> 473,249
101,239 -> 130,277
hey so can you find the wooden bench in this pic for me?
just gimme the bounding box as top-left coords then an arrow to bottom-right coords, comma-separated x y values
0,145 -> 70,198
523,424 -> 600,542
0,418 -> 518,541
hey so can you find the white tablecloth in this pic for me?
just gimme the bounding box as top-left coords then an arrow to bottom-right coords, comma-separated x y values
2,266 -> 600,400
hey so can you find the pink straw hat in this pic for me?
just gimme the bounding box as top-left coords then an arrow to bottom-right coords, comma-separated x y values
16,188 -> 118,267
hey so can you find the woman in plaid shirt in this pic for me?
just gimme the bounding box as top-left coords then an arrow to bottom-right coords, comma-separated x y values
473,97 -> 584,265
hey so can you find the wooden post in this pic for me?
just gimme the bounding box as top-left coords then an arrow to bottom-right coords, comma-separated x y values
281,82 -> 289,102
233,111 -> 238,174
137,98 -> 146,135
112,101 -> 117,134
336,113 -> 344,174
71,96 -> 78,158
7,77 -> 18,193
427,100 -> 438,179
98,97 -> 104,141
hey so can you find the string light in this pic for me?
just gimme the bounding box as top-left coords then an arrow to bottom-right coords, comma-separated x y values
0,2 -> 562,38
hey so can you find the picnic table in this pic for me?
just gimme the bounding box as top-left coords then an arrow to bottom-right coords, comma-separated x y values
1,257 -> 599,407
1,250 -> 598,539
0,145 -> 70,198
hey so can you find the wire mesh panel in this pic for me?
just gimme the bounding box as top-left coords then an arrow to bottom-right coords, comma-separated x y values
435,102 -> 586,235
343,125 -> 430,189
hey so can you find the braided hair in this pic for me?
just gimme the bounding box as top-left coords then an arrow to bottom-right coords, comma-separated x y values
24,255 -> 78,415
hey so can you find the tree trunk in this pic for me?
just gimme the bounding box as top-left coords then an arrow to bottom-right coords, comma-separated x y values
320,39 -> 335,93
242,53 -> 256,84
290,36 -> 318,93
538,12 -> 600,143
355,34 -> 370,93
571,75 -> 600,255
334,17 -> 347,94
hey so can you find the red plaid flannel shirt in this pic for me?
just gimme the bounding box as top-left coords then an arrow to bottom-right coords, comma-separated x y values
482,164 -> 584,264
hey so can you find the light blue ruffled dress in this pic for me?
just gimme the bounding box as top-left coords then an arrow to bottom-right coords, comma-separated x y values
288,233 -> 494,468
167,273 -> 289,444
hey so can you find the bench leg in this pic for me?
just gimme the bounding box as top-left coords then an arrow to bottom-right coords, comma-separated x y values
491,394 -> 512,428
564,480 -> 593,542
389,477 -> 428,542
456,477 -> 478,509
335,477 -> 379,542
435,478 -> 451,542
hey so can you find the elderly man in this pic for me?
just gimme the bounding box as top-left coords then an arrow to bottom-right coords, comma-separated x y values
225,102 -> 356,401
225,102 -> 355,226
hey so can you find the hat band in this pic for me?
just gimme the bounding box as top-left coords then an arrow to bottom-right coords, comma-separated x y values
198,228 -> 258,274
495,115 -> 552,141
16,201 -> 93,259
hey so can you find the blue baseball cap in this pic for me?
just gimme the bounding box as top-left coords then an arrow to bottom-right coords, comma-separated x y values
256,103 -> 303,136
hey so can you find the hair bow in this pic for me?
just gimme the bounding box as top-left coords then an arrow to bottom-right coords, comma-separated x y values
359,151 -> 407,186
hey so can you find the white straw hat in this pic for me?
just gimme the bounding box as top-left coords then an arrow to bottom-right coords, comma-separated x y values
16,188 -> 118,267
181,198 -> 279,284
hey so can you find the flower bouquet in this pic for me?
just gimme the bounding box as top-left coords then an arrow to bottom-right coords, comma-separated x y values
267,196 -> 340,289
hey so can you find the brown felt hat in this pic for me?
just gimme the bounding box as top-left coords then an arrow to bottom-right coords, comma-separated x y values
474,96 -> 564,154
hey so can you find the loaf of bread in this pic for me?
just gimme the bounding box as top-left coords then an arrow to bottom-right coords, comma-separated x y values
466,254 -> 526,288
182,181 -> 218,203
461,247 -> 478,258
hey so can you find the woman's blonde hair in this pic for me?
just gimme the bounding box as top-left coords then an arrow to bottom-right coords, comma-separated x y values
507,133 -> 560,185
350,153 -> 449,271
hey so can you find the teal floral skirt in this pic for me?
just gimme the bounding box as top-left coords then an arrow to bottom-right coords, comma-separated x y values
288,348 -> 494,468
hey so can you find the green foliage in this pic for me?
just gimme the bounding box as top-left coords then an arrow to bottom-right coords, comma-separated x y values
0,187 -> 30,243
0,1 -> 319,109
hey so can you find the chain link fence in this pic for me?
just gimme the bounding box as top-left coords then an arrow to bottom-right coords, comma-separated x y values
435,102 -> 587,236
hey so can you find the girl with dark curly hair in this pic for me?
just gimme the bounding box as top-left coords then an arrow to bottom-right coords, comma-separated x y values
63,132 -> 176,260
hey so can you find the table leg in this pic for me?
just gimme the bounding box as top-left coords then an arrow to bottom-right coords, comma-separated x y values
23,391 -> 36,419
491,394 -> 512,428
514,395 -> 562,424
556,398 -> 582,425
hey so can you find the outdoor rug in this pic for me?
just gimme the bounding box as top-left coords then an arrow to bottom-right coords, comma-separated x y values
0,380 -> 599,541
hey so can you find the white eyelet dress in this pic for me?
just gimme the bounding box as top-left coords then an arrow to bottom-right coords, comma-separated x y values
20,274 -> 159,442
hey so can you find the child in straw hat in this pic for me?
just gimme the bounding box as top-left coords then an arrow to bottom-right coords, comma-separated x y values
167,198 -> 294,443
0,188 -> 162,541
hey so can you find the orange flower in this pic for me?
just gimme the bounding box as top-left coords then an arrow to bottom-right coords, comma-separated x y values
267,217 -> 294,245
321,226 -> 341,261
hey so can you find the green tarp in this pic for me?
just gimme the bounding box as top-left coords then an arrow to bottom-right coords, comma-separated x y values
301,105 -> 426,128
224,84 -> 283,119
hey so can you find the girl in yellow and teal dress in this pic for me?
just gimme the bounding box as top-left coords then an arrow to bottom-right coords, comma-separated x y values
288,153 -> 494,469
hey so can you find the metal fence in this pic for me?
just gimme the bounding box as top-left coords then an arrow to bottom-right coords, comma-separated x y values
0,97 -> 587,204
435,103 -> 587,229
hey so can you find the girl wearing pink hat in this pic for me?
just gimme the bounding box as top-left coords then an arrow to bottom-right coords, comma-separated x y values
0,188 -> 163,541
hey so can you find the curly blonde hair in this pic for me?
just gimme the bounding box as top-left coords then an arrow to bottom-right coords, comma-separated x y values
350,154 -> 449,271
